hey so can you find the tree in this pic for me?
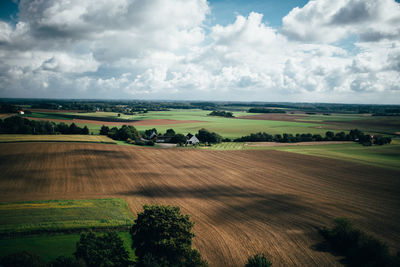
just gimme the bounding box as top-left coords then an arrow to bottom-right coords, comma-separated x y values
145,128 -> 157,138
165,128 -> 176,136
0,251 -> 46,267
81,126 -> 89,135
74,231 -> 132,267
245,253 -> 272,267
325,131 -> 334,141
131,204 -> 208,267
100,125 -> 110,135
171,133 -> 187,145
196,128 -> 222,144
69,123 -> 80,134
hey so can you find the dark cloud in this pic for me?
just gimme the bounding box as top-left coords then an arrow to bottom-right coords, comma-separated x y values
329,1 -> 374,25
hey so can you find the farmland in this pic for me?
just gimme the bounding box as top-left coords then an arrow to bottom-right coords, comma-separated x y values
0,198 -> 134,235
23,109 -> 333,138
21,108 -> 400,138
0,134 -> 116,144
0,142 -> 399,266
203,142 -> 400,170
0,231 -> 134,262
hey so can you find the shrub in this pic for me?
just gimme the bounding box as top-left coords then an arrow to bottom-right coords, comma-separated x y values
320,217 -> 396,267
245,253 -> 272,267
146,140 -> 155,146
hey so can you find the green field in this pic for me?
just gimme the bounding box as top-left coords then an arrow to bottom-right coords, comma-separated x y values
203,142 -> 400,170
0,199 -> 134,235
0,134 -> 116,144
21,109 -> 400,138
0,231 -> 135,262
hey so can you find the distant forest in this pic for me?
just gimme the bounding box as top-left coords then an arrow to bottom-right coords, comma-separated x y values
1,99 -> 400,116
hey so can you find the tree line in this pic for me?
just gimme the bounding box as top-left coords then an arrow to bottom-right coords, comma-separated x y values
234,129 -> 391,146
247,108 -> 285,114
0,116 -> 89,135
208,110 -> 234,117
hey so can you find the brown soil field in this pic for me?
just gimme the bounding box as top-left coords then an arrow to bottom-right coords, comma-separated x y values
27,109 -> 86,113
245,141 -> 352,147
27,117 -> 204,126
237,113 -> 306,122
0,143 -> 399,266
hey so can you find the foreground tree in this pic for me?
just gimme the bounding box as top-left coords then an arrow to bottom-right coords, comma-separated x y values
245,253 -> 272,267
75,231 -> 131,267
131,204 -> 208,267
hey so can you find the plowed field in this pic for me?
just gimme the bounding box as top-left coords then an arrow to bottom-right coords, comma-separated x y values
0,143 -> 399,266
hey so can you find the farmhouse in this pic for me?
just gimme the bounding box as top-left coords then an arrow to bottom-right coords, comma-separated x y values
18,110 -> 24,115
186,133 -> 200,145
148,131 -> 157,140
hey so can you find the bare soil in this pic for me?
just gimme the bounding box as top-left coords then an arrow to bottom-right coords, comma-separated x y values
237,113 -> 307,122
0,143 -> 399,266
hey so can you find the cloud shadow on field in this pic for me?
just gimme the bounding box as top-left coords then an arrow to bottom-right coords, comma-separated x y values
118,184 -> 311,223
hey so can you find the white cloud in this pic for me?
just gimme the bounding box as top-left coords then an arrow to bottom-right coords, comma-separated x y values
282,0 -> 400,43
0,0 -> 399,103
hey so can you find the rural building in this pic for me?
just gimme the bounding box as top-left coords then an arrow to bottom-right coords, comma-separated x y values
186,134 -> 199,145
148,131 -> 157,140
18,110 -> 24,115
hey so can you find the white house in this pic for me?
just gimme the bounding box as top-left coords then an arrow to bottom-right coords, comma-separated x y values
149,131 -> 157,140
186,134 -> 200,145
18,110 -> 24,115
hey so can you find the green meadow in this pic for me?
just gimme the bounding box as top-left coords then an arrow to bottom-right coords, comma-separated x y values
21,109 -> 399,138
0,231 -> 135,262
0,198 -> 134,235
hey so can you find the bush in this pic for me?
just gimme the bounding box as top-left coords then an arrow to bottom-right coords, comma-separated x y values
146,140 -> 155,146
320,217 -> 397,267
245,253 -> 272,267
135,140 -> 145,146
131,204 -> 208,267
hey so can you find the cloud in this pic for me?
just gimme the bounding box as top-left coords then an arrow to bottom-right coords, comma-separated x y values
282,0 -> 400,43
0,0 -> 399,103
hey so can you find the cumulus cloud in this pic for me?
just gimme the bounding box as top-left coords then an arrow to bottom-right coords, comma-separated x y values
282,0 -> 400,43
0,0 -> 399,103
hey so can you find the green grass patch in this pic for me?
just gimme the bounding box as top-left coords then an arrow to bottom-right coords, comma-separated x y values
0,231 -> 135,262
0,199 -> 135,236
272,143 -> 400,170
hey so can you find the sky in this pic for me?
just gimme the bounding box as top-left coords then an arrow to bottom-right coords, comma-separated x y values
0,0 -> 399,104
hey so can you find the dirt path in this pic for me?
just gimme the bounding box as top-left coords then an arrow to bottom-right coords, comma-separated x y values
0,143 -> 399,266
